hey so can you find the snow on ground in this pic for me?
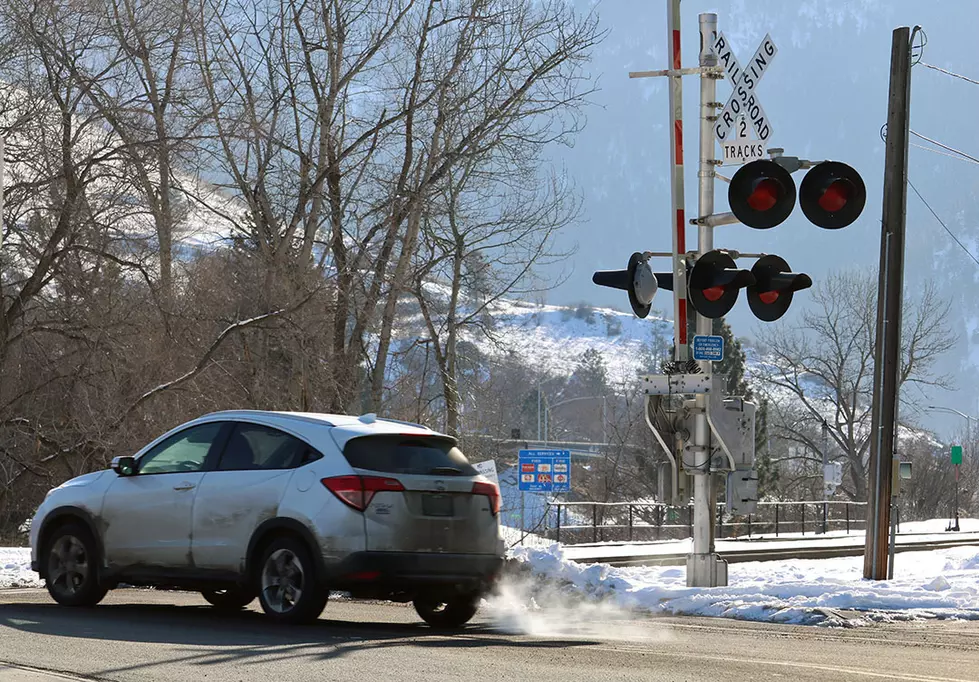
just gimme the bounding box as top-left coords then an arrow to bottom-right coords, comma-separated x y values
0,548 -> 39,589
502,542 -> 979,627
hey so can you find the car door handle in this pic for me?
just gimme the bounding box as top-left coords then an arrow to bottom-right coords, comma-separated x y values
173,483 -> 196,491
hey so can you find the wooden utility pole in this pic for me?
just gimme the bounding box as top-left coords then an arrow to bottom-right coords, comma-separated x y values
864,26 -> 913,580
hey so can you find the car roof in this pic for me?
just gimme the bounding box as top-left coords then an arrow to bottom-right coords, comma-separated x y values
197,409 -> 439,435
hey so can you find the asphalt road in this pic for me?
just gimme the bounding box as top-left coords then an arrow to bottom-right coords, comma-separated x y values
2,589 -> 979,681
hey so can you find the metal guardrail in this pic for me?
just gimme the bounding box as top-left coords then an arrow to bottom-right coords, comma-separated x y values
547,500 -> 878,545
569,534 -> 979,568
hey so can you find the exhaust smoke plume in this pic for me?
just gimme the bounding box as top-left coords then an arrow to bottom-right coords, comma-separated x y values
482,573 -> 668,642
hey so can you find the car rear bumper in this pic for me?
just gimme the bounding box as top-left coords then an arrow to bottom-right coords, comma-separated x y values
326,551 -> 504,596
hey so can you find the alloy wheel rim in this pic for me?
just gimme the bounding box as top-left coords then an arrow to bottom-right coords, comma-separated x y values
260,549 -> 304,613
48,535 -> 89,596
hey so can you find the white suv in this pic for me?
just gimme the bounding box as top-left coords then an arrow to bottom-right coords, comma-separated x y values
29,410 -> 504,626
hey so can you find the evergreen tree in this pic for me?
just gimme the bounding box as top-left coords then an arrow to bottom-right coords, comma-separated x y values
570,348 -> 609,397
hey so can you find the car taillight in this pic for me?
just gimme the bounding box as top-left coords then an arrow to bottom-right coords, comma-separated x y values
321,475 -> 404,512
472,481 -> 500,516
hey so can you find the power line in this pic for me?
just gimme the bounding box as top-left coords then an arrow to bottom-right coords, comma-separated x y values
911,142 -> 979,166
920,61 -> 979,87
909,129 -> 979,165
907,179 -> 979,267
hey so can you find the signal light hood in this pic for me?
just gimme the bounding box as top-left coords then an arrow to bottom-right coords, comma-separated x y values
747,255 -> 813,322
799,161 -> 866,229
729,159 -> 797,229
687,250 -> 755,319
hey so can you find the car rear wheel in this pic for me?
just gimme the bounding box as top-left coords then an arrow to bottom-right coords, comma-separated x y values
256,537 -> 327,624
413,595 -> 480,629
44,522 -> 107,608
201,587 -> 255,610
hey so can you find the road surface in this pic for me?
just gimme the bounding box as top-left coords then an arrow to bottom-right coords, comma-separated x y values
1,589 -> 979,681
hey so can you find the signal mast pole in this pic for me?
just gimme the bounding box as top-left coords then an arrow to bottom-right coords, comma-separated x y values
606,0 -> 869,591
688,12 -> 725,588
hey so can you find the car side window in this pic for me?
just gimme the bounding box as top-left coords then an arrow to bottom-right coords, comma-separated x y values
138,423 -> 224,475
217,423 -> 318,471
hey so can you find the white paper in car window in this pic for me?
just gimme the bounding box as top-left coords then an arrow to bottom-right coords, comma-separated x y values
472,460 -> 499,486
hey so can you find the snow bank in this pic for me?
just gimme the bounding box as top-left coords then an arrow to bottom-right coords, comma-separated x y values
0,548 -> 40,589
501,543 -> 979,627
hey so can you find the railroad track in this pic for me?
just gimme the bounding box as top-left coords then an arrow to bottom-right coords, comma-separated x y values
568,536 -> 979,567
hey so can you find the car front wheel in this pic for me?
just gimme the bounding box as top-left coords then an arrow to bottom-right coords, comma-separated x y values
413,595 -> 480,629
44,522 -> 107,607
256,537 -> 327,624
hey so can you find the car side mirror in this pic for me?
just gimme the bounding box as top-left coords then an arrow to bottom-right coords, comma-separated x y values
111,455 -> 137,476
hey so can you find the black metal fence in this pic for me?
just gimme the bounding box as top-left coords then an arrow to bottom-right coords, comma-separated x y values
546,500 -> 879,545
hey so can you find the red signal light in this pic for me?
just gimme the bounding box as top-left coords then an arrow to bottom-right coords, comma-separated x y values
687,250 -> 755,319
817,180 -> 849,212
747,179 -> 780,212
800,161 -> 866,229
747,255 -> 812,322
729,160 -> 797,230
702,286 -> 725,302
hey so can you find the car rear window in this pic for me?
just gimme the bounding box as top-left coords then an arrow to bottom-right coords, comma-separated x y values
342,435 -> 478,476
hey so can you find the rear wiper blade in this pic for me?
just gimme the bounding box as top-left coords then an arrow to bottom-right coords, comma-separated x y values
429,466 -> 462,475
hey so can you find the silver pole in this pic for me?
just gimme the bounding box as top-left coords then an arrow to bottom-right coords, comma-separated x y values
688,12 -> 723,588
822,421 -> 830,534
888,498 -> 897,578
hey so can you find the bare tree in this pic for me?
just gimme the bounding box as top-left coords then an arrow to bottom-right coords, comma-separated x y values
755,271 -> 956,501
365,0 -> 599,414
0,0 -> 605,538
409,154 -> 579,435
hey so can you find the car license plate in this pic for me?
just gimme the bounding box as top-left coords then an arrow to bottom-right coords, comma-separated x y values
422,494 -> 453,517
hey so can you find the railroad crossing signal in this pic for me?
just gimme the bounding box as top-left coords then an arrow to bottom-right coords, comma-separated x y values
729,158 -> 867,230
800,161 -> 867,229
594,250 -> 814,322
728,160 -> 796,229
686,249 -> 753,319
746,255 -> 812,322
592,252 -> 673,319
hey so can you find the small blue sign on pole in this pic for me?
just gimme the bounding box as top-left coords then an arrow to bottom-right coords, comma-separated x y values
692,334 -> 724,362
518,449 -> 571,493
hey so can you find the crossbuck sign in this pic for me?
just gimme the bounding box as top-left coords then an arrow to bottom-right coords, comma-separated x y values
712,32 -> 777,144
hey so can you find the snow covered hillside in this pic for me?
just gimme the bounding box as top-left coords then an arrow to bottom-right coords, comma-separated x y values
396,283 -> 675,388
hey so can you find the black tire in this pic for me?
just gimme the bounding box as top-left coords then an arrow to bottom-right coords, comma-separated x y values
413,595 -> 480,629
201,587 -> 255,610
43,522 -> 108,608
256,536 -> 327,625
